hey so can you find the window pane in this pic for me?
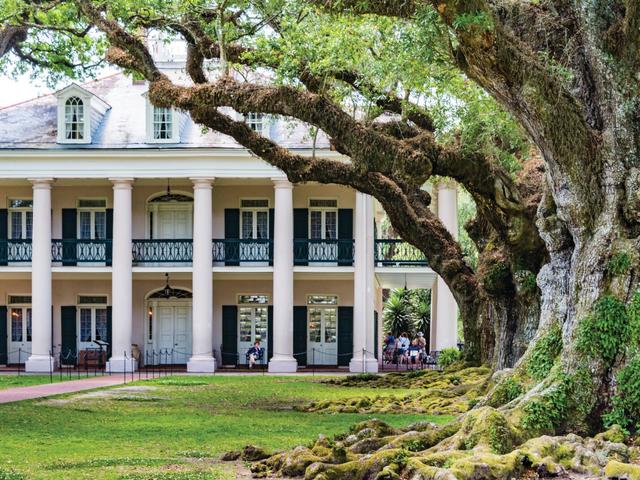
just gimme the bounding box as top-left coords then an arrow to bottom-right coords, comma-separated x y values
94,211 -> 106,240
308,308 -> 321,343
26,309 -> 32,342
153,107 -> 173,140
78,199 -> 106,208
25,211 -> 33,239
10,212 -> 22,239
65,97 -> 84,140
310,211 -> 322,239
95,309 -> 107,341
325,211 -> 337,239
80,308 -> 92,342
308,295 -> 338,305
79,211 -> 91,239
256,211 -> 268,239
254,307 -> 268,343
238,295 -> 269,304
10,308 -> 22,342
324,308 -> 337,343
239,308 -> 252,342
241,211 -> 253,239
9,199 -> 32,209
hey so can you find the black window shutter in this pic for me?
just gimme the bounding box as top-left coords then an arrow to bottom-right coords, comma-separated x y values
61,208 -> 77,266
106,208 -> 113,266
374,311 -> 379,360
224,209 -> 240,266
0,209 -> 7,266
337,306 -> 353,366
293,306 -> 307,366
222,305 -> 238,365
267,305 -> 273,362
0,306 -> 7,364
268,208 -> 274,266
337,208 -> 353,266
293,208 -> 308,266
61,306 -> 77,365
106,306 -> 112,359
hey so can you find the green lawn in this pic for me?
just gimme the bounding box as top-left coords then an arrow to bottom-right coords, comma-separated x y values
0,375 -> 454,480
0,375 -> 66,390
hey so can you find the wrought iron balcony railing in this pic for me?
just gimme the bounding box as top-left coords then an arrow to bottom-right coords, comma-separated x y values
374,239 -> 428,266
51,239 -> 111,264
0,239 -> 32,263
294,239 -> 354,265
132,239 -> 193,264
212,239 -> 272,263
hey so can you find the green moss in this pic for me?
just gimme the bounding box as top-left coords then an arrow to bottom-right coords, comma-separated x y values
527,322 -> 562,381
521,377 -> 570,434
482,261 -> 512,294
577,296 -> 629,365
608,251 -> 632,275
489,377 -> 523,407
604,460 -> 640,480
604,355 -> 640,433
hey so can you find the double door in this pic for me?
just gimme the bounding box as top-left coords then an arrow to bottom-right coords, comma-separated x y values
307,307 -> 337,365
8,306 -> 32,364
238,306 -> 268,365
155,304 -> 192,364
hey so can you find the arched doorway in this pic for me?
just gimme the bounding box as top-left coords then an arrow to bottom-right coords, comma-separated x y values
146,191 -> 193,240
145,286 -> 192,364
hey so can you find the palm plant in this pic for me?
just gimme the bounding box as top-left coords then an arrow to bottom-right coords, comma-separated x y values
383,288 -> 413,336
412,292 -> 431,344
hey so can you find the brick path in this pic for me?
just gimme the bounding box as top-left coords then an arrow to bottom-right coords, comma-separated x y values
0,376 -> 130,404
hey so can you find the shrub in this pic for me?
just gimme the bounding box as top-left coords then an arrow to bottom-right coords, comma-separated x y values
604,355 -> 640,433
577,295 -> 628,365
608,251 -> 632,275
438,348 -> 461,368
527,322 -> 562,381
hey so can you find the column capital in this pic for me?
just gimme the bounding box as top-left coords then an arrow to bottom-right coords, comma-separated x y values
109,178 -> 134,188
272,178 -> 293,190
191,177 -> 215,188
28,178 -> 54,188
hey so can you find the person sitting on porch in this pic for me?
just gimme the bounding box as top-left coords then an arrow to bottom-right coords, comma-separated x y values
396,332 -> 410,364
408,339 -> 422,366
246,341 -> 263,369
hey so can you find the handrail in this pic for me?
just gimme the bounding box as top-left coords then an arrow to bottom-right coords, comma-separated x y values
51,239 -> 111,263
293,238 -> 354,265
132,239 -> 193,263
0,239 -> 32,263
374,239 -> 427,266
212,238 -> 272,263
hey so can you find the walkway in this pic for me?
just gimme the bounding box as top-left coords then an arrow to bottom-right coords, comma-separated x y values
0,376 -> 128,404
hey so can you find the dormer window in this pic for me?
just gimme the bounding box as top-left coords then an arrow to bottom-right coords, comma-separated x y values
145,99 -> 180,143
244,113 -> 265,134
65,97 -> 85,140
54,83 -> 110,145
153,107 -> 173,140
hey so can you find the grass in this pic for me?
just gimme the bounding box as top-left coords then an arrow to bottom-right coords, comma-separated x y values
0,375 -> 67,390
0,375 -> 455,480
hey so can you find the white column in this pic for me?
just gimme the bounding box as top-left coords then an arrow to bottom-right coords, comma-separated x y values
25,178 -> 55,372
107,178 -> 136,372
268,178 -> 297,373
188,178 -> 216,373
435,183 -> 459,350
350,192 -> 378,373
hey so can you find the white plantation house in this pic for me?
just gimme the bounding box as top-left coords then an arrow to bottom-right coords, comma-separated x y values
0,44 -> 459,374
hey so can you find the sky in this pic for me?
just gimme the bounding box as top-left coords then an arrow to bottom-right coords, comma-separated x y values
0,75 -> 52,108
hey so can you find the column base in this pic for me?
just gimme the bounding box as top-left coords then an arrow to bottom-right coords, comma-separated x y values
107,357 -> 138,373
349,357 -> 379,374
25,355 -> 56,373
187,356 -> 216,373
268,356 -> 298,373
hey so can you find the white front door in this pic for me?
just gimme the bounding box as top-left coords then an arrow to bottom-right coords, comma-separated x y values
155,303 -> 192,364
8,307 -> 31,364
156,206 -> 192,239
78,306 -> 108,352
238,306 -> 268,365
307,306 -> 338,365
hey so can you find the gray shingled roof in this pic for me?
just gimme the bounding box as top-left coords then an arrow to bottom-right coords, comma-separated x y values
0,69 -> 329,150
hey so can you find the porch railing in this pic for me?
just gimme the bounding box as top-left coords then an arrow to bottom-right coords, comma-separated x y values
294,239 -> 354,265
0,239 -> 32,263
132,239 -> 193,264
374,239 -> 427,266
212,238 -> 272,263
51,239 -> 111,264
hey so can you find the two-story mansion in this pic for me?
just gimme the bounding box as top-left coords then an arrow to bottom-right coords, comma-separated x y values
0,57 -> 459,374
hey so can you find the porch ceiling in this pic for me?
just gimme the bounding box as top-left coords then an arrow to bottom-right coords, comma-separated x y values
375,267 -> 436,289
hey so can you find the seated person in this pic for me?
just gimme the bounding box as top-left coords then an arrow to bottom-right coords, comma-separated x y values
416,332 -> 427,349
383,332 -> 396,351
407,339 -> 422,365
246,340 -> 263,369
396,332 -> 410,359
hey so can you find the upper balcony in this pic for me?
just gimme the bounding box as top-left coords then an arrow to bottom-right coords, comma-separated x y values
0,238 -> 427,268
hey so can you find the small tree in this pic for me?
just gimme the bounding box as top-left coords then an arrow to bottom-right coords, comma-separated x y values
383,289 -> 413,337
412,290 -> 431,344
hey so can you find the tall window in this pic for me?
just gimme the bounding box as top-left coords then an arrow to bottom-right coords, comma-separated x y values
78,199 -> 107,240
244,113 -> 265,134
153,107 -> 173,140
240,199 -> 269,240
309,199 -> 338,240
78,295 -> 108,343
8,199 -> 33,240
65,96 -> 85,140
